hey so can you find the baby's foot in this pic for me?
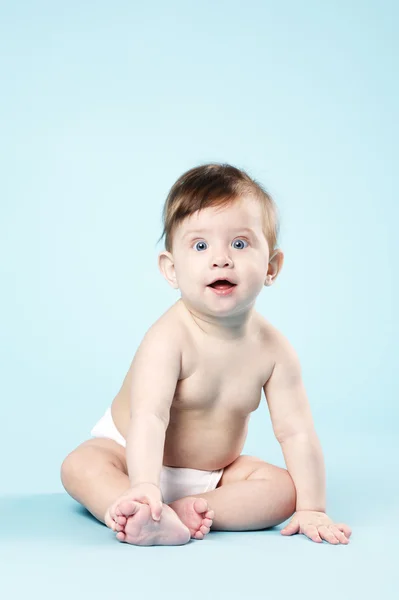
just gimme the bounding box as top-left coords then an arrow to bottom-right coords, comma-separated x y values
168,497 -> 214,540
106,499 -> 191,546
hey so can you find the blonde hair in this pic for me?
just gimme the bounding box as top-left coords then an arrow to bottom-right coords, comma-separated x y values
157,163 -> 280,256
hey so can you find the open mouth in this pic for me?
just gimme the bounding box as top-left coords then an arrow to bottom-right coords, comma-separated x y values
208,279 -> 237,290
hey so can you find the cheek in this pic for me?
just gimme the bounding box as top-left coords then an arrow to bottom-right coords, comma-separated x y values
244,258 -> 264,276
246,265 -> 267,288
176,259 -> 199,283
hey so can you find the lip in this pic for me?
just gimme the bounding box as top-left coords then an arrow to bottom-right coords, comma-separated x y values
207,284 -> 237,296
208,277 -> 237,286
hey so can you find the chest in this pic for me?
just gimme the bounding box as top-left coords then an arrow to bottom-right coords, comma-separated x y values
173,338 -> 273,415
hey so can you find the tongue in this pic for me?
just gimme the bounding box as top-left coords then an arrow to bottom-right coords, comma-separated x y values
212,282 -> 233,290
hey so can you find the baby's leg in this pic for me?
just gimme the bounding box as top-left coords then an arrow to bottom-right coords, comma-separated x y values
61,438 -> 131,526
60,438 -> 191,546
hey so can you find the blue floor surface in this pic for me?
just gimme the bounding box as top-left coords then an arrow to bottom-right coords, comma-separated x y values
0,486 -> 397,600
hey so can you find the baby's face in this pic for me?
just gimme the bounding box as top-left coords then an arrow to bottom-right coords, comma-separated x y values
169,196 -> 271,314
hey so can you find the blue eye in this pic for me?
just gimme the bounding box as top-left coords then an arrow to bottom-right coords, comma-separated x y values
194,241 -> 208,252
232,239 -> 248,250
193,239 -> 248,252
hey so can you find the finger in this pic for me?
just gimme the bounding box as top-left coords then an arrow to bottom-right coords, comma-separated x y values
136,496 -> 159,520
281,519 -> 299,535
329,526 -> 349,544
303,525 -> 323,543
336,523 -> 352,538
317,525 -> 339,545
151,500 -> 163,521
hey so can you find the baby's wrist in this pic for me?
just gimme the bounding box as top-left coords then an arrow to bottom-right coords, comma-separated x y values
130,480 -> 159,489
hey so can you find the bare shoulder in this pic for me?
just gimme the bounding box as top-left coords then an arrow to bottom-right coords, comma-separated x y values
143,300 -> 187,347
120,301 -> 191,389
111,302 -> 186,411
257,315 -> 301,382
256,314 -> 283,351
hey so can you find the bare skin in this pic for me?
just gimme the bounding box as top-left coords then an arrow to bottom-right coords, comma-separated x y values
111,300 -> 275,469
108,298 -> 277,544
62,198 -> 351,545
109,497 -> 215,544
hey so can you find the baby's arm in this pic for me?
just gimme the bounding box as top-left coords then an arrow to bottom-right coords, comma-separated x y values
126,321 -> 182,488
263,332 -> 352,544
108,321 -> 182,523
264,333 -> 326,512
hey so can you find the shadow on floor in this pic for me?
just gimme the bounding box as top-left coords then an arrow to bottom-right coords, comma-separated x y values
0,493 -> 112,545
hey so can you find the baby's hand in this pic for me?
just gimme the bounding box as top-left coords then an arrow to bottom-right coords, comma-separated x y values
109,483 -> 163,524
281,510 -> 352,544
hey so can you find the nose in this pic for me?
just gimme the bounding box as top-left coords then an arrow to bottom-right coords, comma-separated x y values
211,255 -> 233,268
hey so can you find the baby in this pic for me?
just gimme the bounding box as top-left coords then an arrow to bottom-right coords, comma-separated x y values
61,163 -> 352,546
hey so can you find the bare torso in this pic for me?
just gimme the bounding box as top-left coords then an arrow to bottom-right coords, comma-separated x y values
111,299 -> 277,471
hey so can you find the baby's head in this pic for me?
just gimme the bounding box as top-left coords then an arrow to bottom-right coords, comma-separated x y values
157,163 -> 284,316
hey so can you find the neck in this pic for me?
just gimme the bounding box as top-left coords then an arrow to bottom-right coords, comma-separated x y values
178,298 -> 258,341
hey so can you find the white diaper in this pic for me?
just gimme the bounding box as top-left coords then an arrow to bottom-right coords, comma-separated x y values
90,407 -> 224,504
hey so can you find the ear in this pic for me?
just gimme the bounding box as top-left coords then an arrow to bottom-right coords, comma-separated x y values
264,250 -> 284,286
158,251 -> 179,289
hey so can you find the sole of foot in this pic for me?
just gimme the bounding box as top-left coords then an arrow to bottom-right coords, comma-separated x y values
168,497 -> 215,540
108,499 -> 191,546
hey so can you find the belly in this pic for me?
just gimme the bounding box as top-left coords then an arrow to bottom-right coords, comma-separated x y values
162,413 -> 249,470
112,396 -> 249,470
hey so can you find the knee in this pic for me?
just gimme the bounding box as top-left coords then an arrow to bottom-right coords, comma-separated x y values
60,450 -> 84,490
60,447 -> 102,489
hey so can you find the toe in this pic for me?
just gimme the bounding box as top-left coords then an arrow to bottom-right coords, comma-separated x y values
205,510 -> 214,519
202,518 -> 213,527
193,498 -> 208,514
116,531 -> 126,542
115,515 -> 127,525
194,531 -> 204,540
118,499 -> 141,519
200,525 -> 210,535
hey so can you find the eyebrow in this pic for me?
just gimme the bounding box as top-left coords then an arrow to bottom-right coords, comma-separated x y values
183,227 -> 257,240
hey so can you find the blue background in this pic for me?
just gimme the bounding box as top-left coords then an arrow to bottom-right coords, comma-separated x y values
0,0 -> 397,598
